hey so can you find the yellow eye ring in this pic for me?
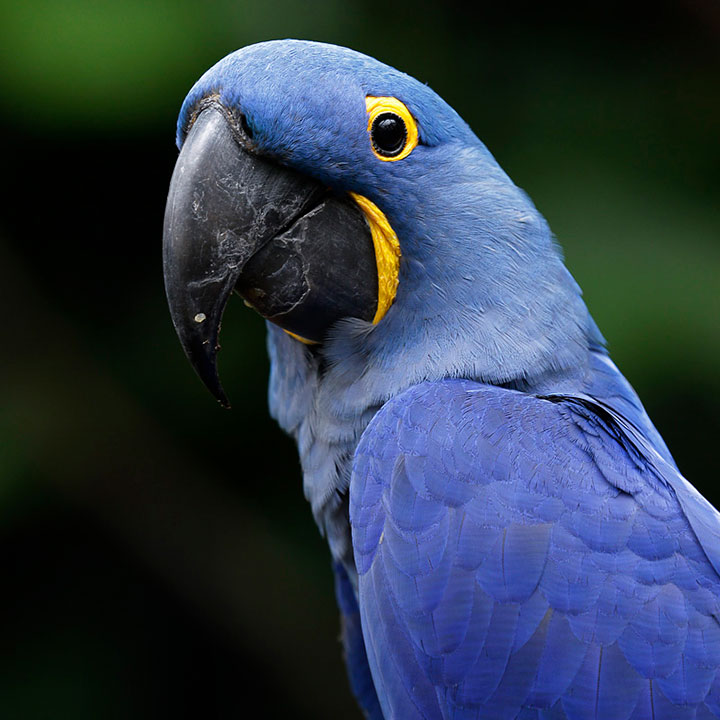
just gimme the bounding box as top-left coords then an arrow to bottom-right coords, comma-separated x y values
366,96 -> 418,162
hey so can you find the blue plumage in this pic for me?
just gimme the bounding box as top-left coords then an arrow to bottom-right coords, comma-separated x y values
352,381 -> 720,718
175,39 -> 720,718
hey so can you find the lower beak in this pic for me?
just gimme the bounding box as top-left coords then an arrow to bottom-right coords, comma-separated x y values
162,105 -> 377,406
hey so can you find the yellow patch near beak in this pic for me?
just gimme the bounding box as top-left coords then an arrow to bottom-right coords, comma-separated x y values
349,193 -> 401,325
284,330 -> 316,345
283,193 -> 401,344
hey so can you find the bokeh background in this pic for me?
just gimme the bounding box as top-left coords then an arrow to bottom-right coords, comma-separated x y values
1,1 -> 718,717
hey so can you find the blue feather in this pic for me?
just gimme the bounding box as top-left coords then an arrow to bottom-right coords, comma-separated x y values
352,381 -> 720,718
334,562 -> 384,719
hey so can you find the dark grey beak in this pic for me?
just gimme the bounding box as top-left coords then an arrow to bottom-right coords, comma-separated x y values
163,105 -> 377,406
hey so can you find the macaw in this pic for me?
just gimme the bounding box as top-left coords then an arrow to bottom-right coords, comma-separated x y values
162,40 -> 720,719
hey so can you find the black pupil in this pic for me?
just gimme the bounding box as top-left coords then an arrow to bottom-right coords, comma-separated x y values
372,113 -> 406,156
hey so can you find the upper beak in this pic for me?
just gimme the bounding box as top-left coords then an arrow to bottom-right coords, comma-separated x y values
162,105 -> 377,406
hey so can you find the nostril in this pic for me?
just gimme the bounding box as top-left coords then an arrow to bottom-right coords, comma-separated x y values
239,113 -> 254,139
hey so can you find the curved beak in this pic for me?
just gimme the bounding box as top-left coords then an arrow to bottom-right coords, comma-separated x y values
162,105 -> 377,406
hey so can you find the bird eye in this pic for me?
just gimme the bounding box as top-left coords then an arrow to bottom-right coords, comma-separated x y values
371,113 -> 407,157
366,96 -> 418,162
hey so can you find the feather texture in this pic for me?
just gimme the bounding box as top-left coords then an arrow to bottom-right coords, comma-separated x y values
351,380 -> 720,719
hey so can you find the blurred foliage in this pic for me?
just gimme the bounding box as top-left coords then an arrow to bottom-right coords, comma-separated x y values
0,0 -> 718,718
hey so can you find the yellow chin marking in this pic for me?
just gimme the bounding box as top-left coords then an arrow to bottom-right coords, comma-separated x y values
284,329 -> 316,345
350,192 -> 401,325
282,192 -> 401,345
283,193 -> 399,343
366,96 -> 418,162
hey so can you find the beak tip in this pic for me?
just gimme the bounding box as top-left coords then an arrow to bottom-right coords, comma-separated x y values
192,350 -> 231,409
206,370 -> 231,408
171,319 -> 232,409
200,371 -> 232,409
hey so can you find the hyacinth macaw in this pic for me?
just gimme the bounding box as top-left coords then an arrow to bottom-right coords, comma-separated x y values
162,40 -> 720,719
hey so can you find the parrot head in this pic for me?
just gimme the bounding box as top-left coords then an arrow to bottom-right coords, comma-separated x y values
164,40 -> 594,408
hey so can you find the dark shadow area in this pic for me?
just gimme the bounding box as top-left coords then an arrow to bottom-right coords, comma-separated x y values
0,494 -> 302,720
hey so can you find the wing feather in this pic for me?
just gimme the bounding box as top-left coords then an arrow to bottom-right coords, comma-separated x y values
350,379 -> 720,719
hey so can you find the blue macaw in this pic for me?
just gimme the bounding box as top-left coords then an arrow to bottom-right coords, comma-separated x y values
162,40 -> 720,719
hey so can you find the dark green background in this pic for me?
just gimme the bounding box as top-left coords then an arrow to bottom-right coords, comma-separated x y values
1,1 -> 718,717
